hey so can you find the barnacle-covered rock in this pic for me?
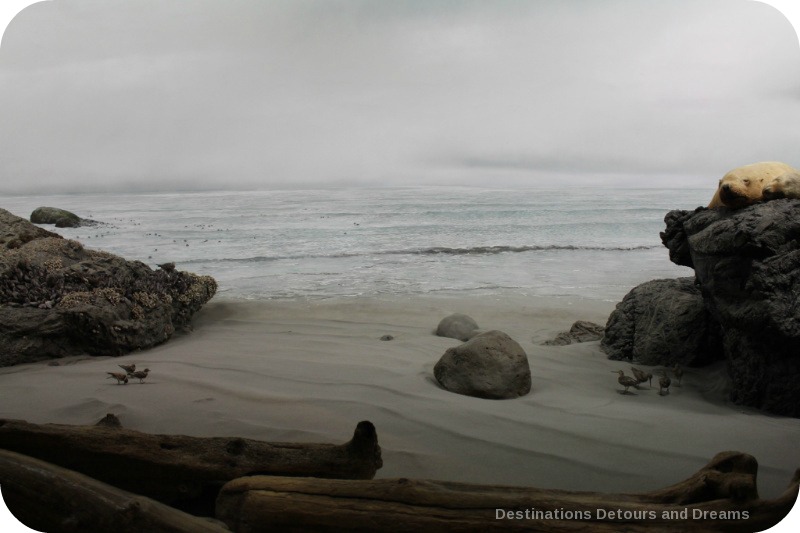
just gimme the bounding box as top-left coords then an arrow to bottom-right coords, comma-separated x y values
0,208 -> 217,366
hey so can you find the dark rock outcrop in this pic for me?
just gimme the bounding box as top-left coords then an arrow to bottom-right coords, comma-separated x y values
1,210 -> 59,249
435,313 -> 480,342
30,206 -> 81,227
601,278 -> 721,366
658,199 -> 800,416
543,320 -> 604,346
1,208 -> 217,366
434,330 -> 531,399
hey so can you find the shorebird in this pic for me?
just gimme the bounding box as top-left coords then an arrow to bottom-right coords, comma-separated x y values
131,368 -> 150,383
612,370 -> 639,394
118,363 -> 136,375
631,366 -> 653,388
659,370 -> 672,396
106,372 -> 129,385
672,364 -> 684,386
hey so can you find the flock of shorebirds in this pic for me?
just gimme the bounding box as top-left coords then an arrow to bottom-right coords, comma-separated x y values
612,364 -> 683,396
106,363 -> 150,385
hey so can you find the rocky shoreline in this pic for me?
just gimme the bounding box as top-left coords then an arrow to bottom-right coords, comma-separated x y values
4,198 -> 800,418
602,199 -> 800,417
1,208 -> 216,366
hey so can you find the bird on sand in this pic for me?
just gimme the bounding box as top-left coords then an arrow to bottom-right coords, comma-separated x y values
131,368 -> 150,383
106,372 -> 128,385
672,364 -> 684,386
612,370 -> 639,394
631,366 -> 653,387
118,363 -> 136,375
659,370 -> 672,396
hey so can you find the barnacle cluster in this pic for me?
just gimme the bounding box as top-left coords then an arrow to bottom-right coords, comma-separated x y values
0,258 -> 65,309
43,258 -> 63,274
133,291 -> 160,309
58,287 -> 123,309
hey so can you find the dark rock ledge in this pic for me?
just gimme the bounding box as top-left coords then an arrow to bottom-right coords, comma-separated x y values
601,199 -> 800,417
0,207 -> 217,366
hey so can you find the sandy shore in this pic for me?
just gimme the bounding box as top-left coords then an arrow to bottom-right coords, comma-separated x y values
1,292 -> 798,500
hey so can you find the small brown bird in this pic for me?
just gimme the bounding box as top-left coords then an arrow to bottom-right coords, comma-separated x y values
118,363 -> 136,375
131,368 -> 150,383
659,370 -> 672,396
672,364 -> 684,386
612,370 -> 639,394
106,372 -> 128,385
631,366 -> 652,387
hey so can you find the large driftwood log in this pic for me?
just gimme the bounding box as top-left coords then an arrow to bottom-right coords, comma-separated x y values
0,449 -> 229,533
216,451 -> 799,533
0,417 -> 381,515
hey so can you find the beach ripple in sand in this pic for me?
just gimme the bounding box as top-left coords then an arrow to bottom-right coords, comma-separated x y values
1,294 -> 799,500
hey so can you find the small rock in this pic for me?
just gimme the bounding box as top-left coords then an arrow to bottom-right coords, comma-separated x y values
542,320 -> 604,345
435,313 -> 480,342
95,413 -> 122,428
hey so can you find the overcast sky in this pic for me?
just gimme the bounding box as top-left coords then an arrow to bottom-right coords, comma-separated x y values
1,0 -> 799,193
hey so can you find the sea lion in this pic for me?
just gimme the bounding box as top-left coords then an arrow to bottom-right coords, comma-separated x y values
762,171 -> 800,200
708,161 -> 797,209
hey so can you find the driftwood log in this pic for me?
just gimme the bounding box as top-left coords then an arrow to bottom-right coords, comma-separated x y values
216,451 -> 799,533
0,417 -> 381,516
0,449 -> 228,533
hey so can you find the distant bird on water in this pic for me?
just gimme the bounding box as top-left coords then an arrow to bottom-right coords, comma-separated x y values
118,363 -> 136,375
612,370 -> 639,394
106,372 -> 129,385
659,370 -> 672,396
131,368 -> 150,383
631,366 -> 653,388
672,364 -> 684,386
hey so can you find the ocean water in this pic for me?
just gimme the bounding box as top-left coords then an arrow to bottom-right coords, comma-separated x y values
2,186 -> 707,302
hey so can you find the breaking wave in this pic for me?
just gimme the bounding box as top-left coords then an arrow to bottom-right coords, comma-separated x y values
184,244 -> 658,264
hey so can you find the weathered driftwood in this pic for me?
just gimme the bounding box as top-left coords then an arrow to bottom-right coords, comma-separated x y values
216,451 -> 799,533
0,449 -> 229,533
0,417 -> 381,515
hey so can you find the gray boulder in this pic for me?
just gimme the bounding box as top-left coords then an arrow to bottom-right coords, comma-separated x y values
30,207 -> 82,227
601,277 -> 721,366
434,330 -> 531,399
1,208 -> 217,366
30,206 -> 101,228
435,313 -> 480,341
660,199 -> 800,416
